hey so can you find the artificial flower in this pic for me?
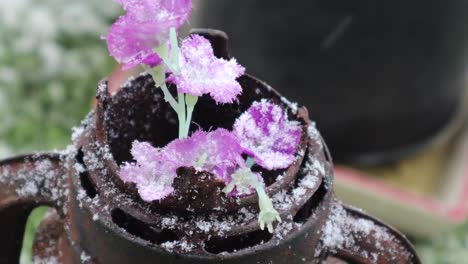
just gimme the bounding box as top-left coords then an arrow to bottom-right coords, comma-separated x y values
257,186 -> 281,233
119,129 -> 245,201
223,167 -> 262,196
119,141 -> 175,201
160,128 -> 245,181
169,35 -> 245,104
233,100 -> 302,170
106,0 -> 192,69
223,166 -> 281,233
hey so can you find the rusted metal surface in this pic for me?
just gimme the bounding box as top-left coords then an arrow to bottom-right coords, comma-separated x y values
0,29 -> 421,264
0,153 -> 66,263
330,204 -> 420,263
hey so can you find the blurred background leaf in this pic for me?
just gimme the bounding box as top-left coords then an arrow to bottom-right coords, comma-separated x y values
0,1 -> 120,263
0,0 -> 119,155
417,222 -> 468,264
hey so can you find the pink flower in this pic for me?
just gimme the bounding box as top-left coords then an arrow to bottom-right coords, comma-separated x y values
170,35 -> 245,104
160,129 -> 245,181
106,0 -> 192,70
233,100 -> 302,170
119,129 -> 245,201
119,142 -> 175,201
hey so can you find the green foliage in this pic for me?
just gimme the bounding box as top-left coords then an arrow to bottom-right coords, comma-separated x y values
0,1 -> 121,262
0,0 -> 119,153
20,207 -> 49,264
417,222 -> 468,264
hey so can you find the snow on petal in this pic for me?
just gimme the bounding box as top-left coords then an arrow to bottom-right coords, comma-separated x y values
106,0 -> 192,69
171,35 -> 245,104
116,0 -> 192,26
136,176 -> 175,201
119,129 -> 246,201
200,128 -> 246,180
130,141 -> 160,164
233,100 -> 302,170
119,141 -> 176,201
160,128 -> 245,182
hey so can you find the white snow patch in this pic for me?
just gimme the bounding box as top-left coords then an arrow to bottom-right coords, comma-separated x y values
80,251 -> 92,263
317,203 -> 395,262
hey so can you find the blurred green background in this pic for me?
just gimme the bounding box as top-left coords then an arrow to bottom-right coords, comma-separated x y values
0,0 -> 118,263
0,0 -> 467,263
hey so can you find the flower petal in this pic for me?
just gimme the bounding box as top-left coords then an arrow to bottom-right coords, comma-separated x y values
119,129 -> 245,202
106,0 -> 192,69
233,100 -> 302,170
170,35 -> 245,104
137,179 -> 174,201
119,141 -> 176,202
160,128 -> 245,182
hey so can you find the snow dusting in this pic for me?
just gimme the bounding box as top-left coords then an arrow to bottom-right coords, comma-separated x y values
280,96 -> 298,114
161,238 -> 196,253
80,251 -> 92,263
32,256 -> 59,264
0,156 -> 67,212
317,202 -> 402,263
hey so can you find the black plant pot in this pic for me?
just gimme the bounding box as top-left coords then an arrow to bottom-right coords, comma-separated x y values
195,0 -> 468,165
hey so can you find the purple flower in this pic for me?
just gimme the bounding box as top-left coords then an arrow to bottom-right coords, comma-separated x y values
119,129 -> 245,201
106,0 -> 192,70
170,35 -> 245,104
233,100 -> 302,170
160,129 -> 245,182
119,142 -> 175,201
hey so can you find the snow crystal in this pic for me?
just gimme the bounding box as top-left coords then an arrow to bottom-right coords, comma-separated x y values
274,222 -> 301,240
161,239 -> 195,253
161,216 -> 178,229
80,251 -> 92,263
97,81 -> 108,95
196,220 -> 212,233
71,126 -> 85,141
0,157 -> 66,211
195,217 -> 232,235
32,256 -> 59,264
307,123 -> 323,150
280,96 -> 299,114
300,174 -> 319,189
16,180 -> 39,196
120,75 -> 137,91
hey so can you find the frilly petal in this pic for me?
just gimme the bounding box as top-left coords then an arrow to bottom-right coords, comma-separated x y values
233,100 -> 302,170
170,35 -> 245,104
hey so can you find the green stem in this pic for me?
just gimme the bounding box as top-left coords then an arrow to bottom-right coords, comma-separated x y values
184,95 -> 199,136
160,83 -> 179,111
169,28 -> 181,75
246,157 -> 256,168
169,27 -> 186,138
154,43 -> 178,74
178,93 -> 186,138
255,186 -> 268,205
185,107 -> 194,135
147,66 -> 178,112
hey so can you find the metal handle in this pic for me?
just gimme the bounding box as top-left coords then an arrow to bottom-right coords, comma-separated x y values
0,153 -> 66,263
328,203 -> 421,264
